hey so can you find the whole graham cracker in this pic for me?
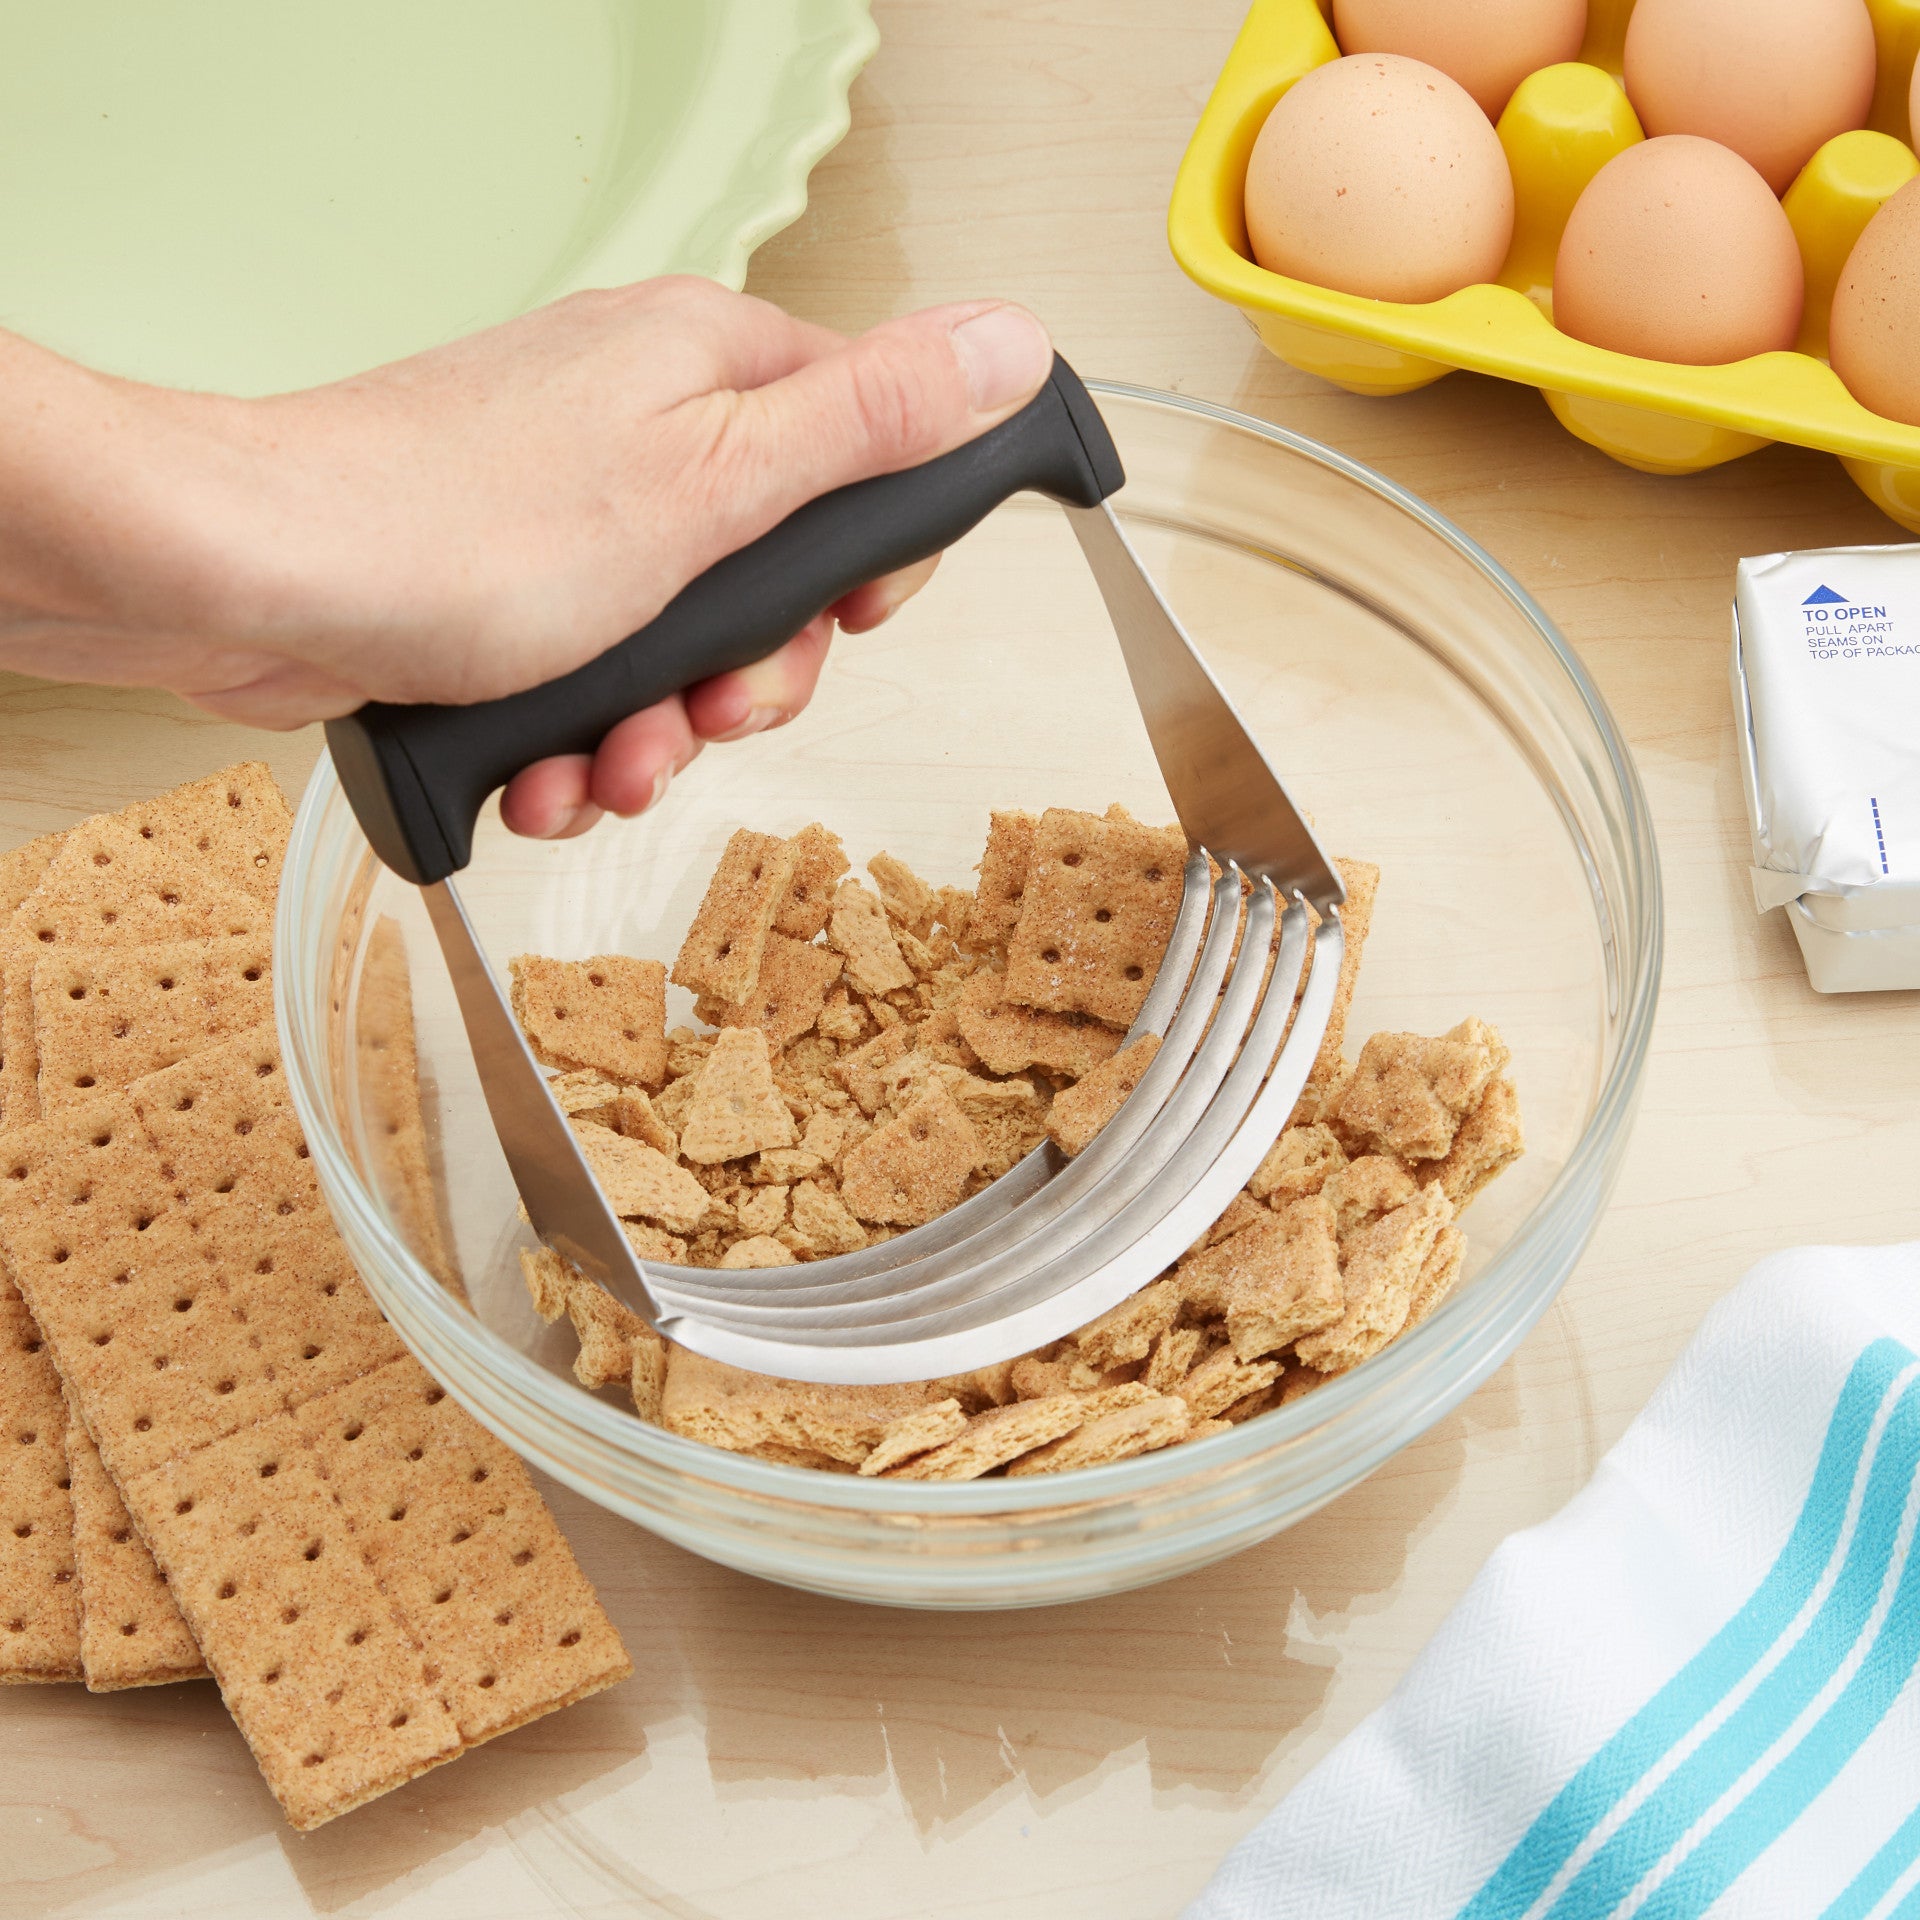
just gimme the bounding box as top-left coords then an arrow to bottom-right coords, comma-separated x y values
61,1385 -> 205,1689
0,1275 -> 81,1681
0,817 -> 266,1127
33,932 -> 272,1111
117,762 -> 291,908
671,830 -> 797,1003
3,1032 -> 629,1826
1002,808 -> 1186,1029
0,829 -> 66,917
289,1354 -> 631,1753
509,954 -> 669,1089
132,1401 -> 467,1829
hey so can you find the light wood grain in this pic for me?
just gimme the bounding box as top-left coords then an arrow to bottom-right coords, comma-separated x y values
6,3 -> 1920,1915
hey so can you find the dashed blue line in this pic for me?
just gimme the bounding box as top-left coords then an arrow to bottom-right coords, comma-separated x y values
1872,797 -> 1890,876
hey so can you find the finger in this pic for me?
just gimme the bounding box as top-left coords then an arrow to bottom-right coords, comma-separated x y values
680,616 -> 834,743
501,754 -> 600,840
830,552 -> 941,634
587,692 -> 702,817
687,300 -> 1054,541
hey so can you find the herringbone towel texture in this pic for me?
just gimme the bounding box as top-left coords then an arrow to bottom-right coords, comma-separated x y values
1188,1244 -> 1920,1920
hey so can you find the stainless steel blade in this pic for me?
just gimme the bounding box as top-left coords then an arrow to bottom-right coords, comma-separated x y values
1068,501 -> 1344,910
421,880 -> 661,1322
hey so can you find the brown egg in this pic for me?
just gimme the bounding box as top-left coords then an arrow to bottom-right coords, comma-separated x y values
1243,54 -> 1515,303
1332,0 -> 1588,121
1624,0 -> 1876,195
1554,136 -> 1804,363
1831,178 -> 1920,424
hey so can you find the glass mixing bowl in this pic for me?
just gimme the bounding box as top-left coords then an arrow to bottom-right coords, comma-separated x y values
276,384 -> 1660,1610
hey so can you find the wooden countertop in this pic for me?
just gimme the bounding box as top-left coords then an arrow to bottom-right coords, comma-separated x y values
8,4 -> 1920,1915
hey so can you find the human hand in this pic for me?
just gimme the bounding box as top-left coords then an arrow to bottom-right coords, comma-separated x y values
0,281 -> 1053,838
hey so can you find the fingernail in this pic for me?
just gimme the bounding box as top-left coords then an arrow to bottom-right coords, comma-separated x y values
644,766 -> 672,812
537,804 -> 581,840
712,705 -> 783,744
951,303 -> 1052,412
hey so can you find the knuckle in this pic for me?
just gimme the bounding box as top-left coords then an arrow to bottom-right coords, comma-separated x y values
842,335 -> 953,466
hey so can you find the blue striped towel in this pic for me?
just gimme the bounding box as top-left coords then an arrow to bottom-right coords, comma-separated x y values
1185,1245 -> 1920,1920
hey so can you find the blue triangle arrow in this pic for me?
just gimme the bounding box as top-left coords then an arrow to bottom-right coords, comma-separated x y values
1803,584 -> 1847,605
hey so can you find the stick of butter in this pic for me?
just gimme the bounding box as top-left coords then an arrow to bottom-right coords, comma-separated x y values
1733,543 -> 1920,990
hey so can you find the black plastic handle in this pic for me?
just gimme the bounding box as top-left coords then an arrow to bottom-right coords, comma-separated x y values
325,354 -> 1124,884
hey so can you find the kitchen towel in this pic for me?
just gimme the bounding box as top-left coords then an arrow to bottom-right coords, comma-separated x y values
1185,1243 -> 1920,1920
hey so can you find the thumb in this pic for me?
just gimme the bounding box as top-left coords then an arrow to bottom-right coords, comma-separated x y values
700,298 -> 1055,527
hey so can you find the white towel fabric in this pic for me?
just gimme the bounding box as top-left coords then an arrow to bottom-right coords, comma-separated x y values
1185,1245 -> 1920,1920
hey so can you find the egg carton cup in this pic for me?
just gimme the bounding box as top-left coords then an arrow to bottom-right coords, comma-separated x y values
1170,0 -> 1920,529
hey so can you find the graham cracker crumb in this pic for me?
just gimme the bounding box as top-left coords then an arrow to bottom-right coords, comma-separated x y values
1046,1033 -> 1162,1158
678,1027 -> 796,1164
859,1399 -> 968,1476
837,1086 -> 982,1227
671,830 -> 797,1003
827,879 -> 914,996
1328,1026 -> 1501,1163
510,955 -> 668,1088
773,824 -> 849,942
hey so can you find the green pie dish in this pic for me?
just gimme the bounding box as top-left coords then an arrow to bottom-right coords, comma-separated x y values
0,0 -> 877,395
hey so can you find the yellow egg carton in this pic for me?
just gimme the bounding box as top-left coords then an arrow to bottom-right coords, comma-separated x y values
1169,0 -> 1920,528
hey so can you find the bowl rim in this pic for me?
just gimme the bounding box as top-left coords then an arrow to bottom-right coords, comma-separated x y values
277,380 -> 1663,1517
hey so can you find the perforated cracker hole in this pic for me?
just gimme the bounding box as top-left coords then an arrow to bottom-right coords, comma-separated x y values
17,1430 -> 36,1445
174,1498 -> 193,1515
12,1523 -> 30,1538
348,1627 -> 367,1645
301,1753 -> 324,1768
119,1622 -> 137,1636
406,1447 -> 423,1462
301,1345 -> 320,1361
478,1673 -> 496,1689
218,1582 -> 236,1600
388,1506 -> 406,1523
471,1468 -> 489,1484
242,968 -> 261,982
389,1712 -> 409,1728
263,1668 -> 280,1684
434,1588 -> 452,1605
282,1606 -> 299,1624
258,1461 -> 278,1479
512,1549 -> 533,1567
173,1297 -> 193,1313
1124,965 -> 1144,981
216,1379 -> 235,1395
559,1630 -> 582,1648
111,1528 -> 131,1545
494,1609 -> 512,1627
450,1528 -> 471,1545
425,1388 -> 445,1406
343,1423 -> 363,1442
1041,948 -> 1060,964
92,1332 -> 110,1346
133,1417 -> 151,1433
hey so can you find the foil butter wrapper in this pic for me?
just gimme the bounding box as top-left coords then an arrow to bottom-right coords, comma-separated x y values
1733,542 -> 1920,992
